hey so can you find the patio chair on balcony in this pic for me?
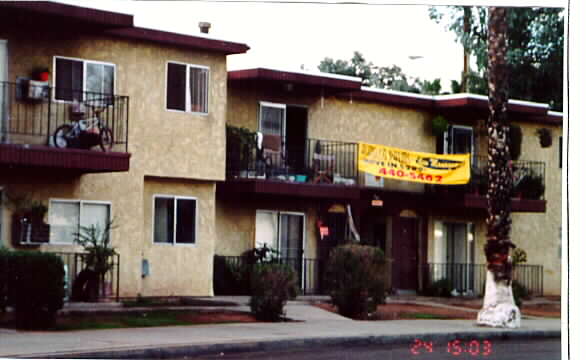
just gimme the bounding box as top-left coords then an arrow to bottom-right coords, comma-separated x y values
312,152 -> 335,184
262,133 -> 289,178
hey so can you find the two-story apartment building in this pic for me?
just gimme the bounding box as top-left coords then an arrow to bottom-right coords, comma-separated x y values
0,2 -> 249,298
0,2 -> 562,300
217,68 -> 562,296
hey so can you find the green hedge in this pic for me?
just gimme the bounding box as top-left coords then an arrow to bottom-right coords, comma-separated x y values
249,263 -> 298,321
325,244 -> 388,319
0,249 -> 65,329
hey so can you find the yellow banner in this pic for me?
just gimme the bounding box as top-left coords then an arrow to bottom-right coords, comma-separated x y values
358,142 -> 471,185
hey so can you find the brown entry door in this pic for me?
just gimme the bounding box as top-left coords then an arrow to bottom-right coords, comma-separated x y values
392,218 -> 419,291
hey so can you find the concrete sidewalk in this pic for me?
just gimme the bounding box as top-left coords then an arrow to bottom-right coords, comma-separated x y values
0,299 -> 561,359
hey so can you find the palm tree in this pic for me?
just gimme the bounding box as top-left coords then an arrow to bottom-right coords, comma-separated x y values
476,6 -> 521,328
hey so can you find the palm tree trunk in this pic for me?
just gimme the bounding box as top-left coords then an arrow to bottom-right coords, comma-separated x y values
477,6 -> 521,328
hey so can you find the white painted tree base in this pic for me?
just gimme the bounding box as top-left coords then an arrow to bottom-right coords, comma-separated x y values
476,270 -> 521,328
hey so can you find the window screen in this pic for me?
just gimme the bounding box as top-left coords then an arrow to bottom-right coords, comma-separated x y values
189,67 -> 208,113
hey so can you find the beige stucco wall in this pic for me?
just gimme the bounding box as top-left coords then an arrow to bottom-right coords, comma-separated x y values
1,26 -> 229,297
140,178 -> 216,297
215,198 -> 319,260
425,119 -> 562,295
2,29 -> 228,181
226,86 -> 562,295
510,121 -> 562,295
227,87 -> 435,193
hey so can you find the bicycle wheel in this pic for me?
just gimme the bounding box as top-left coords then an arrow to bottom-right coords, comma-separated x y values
53,124 -> 73,149
99,127 -> 114,152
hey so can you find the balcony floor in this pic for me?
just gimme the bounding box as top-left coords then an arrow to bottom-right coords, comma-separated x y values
0,143 -> 130,173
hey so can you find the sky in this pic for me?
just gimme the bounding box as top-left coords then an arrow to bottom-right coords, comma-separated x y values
54,0 -> 567,93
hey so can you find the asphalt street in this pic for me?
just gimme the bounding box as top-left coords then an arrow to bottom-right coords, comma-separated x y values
192,339 -> 561,360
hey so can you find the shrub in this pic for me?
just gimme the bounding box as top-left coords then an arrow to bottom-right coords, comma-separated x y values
325,244 -> 388,319
249,263 -> 298,321
0,247 -> 12,312
214,246 -> 281,296
213,256 -> 254,295
421,278 -> 453,298
1,250 -> 65,329
512,280 -> 530,309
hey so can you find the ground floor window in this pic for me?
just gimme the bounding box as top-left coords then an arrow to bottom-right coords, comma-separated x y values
49,200 -> 111,244
255,210 -> 304,259
153,195 -> 197,245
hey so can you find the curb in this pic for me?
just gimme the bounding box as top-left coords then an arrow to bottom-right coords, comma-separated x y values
22,330 -> 561,359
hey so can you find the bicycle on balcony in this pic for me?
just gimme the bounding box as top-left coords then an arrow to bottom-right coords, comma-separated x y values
53,101 -> 114,152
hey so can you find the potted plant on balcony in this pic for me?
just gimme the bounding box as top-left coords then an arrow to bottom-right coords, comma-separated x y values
227,125 -> 257,177
5,193 -> 49,246
514,172 -> 545,200
536,128 -> 552,148
431,115 -> 448,137
32,67 -> 50,82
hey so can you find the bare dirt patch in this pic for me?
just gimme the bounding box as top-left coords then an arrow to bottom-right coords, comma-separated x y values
0,310 -> 261,331
176,311 -> 259,324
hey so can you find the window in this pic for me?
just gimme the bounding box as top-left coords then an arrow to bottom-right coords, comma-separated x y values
166,62 -> 209,114
259,102 -> 286,136
255,210 -> 304,259
444,125 -> 474,155
54,56 -> 115,102
153,196 -> 197,245
49,200 -> 111,244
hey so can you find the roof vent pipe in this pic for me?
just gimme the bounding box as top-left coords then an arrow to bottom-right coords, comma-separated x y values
199,22 -> 211,34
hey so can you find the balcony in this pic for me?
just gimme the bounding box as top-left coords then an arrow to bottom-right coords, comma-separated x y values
0,81 -> 130,173
224,135 -> 361,200
429,156 -> 547,213
223,131 -> 546,212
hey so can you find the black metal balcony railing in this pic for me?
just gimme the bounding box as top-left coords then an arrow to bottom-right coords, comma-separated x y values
226,136 -> 358,185
226,133 -> 546,199
214,255 -> 324,295
467,156 -> 546,200
0,81 -> 129,152
421,263 -> 543,297
53,252 -> 120,302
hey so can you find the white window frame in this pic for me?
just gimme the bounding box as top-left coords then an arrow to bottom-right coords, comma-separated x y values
48,198 -> 112,245
165,61 -> 210,115
152,194 -> 198,246
256,209 -> 306,287
52,56 -> 116,103
255,210 -> 306,255
444,125 -> 474,156
258,101 -> 286,136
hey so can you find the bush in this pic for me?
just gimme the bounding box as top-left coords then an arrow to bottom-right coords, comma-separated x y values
0,250 -> 65,329
213,256 -> 254,295
249,263 -> 298,321
421,278 -> 453,298
512,280 -> 530,309
0,247 -> 12,312
214,246 -> 281,296
325,244 -> 388,319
